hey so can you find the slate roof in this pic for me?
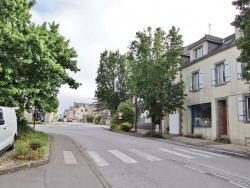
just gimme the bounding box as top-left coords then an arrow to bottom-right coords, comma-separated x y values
187,34 -> 224,50
180,33 -> 235,69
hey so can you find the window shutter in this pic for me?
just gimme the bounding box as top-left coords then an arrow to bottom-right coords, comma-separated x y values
237,62 -> 242,79
211,65 -> 216,86
199,70 -> 204,89
225,60 -> 231,82
238,97 -> 244,121
189,75 -> 192,91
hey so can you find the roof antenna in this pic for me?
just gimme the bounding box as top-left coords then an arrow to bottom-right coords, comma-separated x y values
208,23 -> 211,35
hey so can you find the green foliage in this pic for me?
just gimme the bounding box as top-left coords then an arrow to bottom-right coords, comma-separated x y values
57,118 -> 64,122
127,26 -> 185,127
143,131 -> 163,138
120,122 -> 132,132
17,118 -> 35,138
86,114 -> 95,123
95,50 -> 129,114
110,124 -> 121,132
29,141 -> 42,150
94,114 -> 103,124
112,102 -> 134,125
0,0 -> 81,113
26,120 -> 43,124
12,129 -> 48,160
233,0 -> 250,86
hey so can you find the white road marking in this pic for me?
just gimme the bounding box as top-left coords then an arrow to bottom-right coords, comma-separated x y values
108,150 -> 138,164
63,151 -> 77,164
190,149 -> 230,158
87,151 -> 110,166
158,148 -> 196,159
129,149 -> 162,161
173,148 -> 213,158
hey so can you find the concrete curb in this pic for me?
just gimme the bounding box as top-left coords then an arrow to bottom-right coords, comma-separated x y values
111,129 -> 250,159
0,135 -> 52,175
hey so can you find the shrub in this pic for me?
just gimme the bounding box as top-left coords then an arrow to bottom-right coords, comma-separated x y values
26,120 -> 43,124
17,118 -> 35,139
144,131 -> 163,138
110,124 -> 121,132
94,114 -> 103,124
11,141 -> 29,159
112,102 -> 134,125
86,114 -> 95,123
57,118 -> 64,122
120,122 -> 132,132
29,141 -> 42,150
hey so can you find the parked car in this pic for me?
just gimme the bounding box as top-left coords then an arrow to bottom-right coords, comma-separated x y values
0,107 -> 17,154
67,118 -> 73,122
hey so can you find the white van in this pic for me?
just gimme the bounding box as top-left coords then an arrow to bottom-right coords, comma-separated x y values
0,107 -> 17,154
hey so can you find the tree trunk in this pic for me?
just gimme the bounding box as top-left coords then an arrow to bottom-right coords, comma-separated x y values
33,105 -> 36,130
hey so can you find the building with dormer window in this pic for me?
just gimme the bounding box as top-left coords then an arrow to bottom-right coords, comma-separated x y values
162,26 -> 250,146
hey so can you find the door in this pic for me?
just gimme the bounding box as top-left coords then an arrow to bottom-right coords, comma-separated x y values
169,111 -> 180,134
222,108 -> 227,135
217,100 -> 228,137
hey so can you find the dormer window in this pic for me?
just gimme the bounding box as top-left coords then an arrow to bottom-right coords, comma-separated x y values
194,46 -> 203,60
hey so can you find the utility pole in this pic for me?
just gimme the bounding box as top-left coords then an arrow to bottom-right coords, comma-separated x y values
134,96 -> 138,132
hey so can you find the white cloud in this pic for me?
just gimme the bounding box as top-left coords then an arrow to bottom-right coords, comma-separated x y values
30,0 -> 238,115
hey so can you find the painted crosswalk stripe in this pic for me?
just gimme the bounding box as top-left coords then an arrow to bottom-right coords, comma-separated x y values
108,150 -> 138,164
63,151 -> 77,164
158,148 -> 196,159
87,151 -> 110,166
189,149 -> 230,158
173,148 -> 213,158
129,149 -> 162,161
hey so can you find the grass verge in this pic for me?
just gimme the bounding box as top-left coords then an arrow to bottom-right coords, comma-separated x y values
10,119 -> 49,160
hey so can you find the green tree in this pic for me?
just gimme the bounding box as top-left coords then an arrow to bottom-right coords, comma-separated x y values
233,0 -> 250,84
95,50 -> 128,114
127,26 -> 185,131
0,0 -> 81,113
112,102 -> 134,125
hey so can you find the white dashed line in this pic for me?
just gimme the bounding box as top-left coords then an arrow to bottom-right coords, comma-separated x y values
63,151 -> 77,164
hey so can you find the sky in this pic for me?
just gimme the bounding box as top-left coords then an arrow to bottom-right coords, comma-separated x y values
30,0 -> 238,116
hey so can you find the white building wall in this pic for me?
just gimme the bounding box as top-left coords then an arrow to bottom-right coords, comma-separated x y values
182,44 -> 250,145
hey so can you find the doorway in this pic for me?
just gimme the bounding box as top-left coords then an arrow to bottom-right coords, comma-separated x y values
217,100 -> 228,138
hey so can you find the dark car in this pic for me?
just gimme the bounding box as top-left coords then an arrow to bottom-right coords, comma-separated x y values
67,118 -> 73,122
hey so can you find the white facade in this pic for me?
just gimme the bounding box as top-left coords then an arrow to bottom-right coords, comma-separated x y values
179,32 -> 250,145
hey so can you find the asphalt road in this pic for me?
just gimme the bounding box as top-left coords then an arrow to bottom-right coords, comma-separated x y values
1,122 -> 250,188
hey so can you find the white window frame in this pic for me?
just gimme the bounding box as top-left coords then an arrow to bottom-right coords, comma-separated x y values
216,63 -> 225,84
237,62 -> 247,79
194,46 -> 203,60
189,70 -> 203,92
192,72 -> 199,91
211,60 -> 230,86
246,97 -> 250,121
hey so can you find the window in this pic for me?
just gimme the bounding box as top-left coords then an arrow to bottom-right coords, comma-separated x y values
247,97 -> 250,121
211,60 -> 230,86
0,109 -> 3,119
216,63 -> 225,84
238,96 -> 250,122
194,46 -> 203,59
237,62 -> 247,79
0,109 -> 4,125
192,103 -> 212,127
189,70 -> 203,91
192,72 -> 199,90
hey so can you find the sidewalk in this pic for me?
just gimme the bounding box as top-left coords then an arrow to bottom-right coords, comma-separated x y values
0,133 -> 108,188
134,129 -> 250,157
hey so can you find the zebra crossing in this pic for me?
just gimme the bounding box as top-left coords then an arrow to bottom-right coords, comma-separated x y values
63,148 -> 230,166
86,148 -> 230,167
